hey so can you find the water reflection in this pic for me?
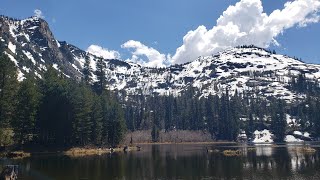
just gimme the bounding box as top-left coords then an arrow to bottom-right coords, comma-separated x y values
255,145 -> 273,156
2,143 -> 320,180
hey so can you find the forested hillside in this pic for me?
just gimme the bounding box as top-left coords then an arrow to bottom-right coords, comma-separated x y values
1,15 -> 320,147
0,54 -> 126,148
1,52 -> 320,148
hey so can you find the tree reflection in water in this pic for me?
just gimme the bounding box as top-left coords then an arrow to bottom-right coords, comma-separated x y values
3,143 -> 320,180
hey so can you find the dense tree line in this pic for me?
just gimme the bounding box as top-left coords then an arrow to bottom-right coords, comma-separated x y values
122,73 -> 320,142
0,54 -> 126,148
2,52 -> 320,146
122,88 -> 290,142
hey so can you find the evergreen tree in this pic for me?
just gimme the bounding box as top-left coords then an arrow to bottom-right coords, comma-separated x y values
313,100 -> 320,138
82,55 -> 92,84
38,66 -> 73,145
229,94 -> 240,140
92,94 -> 103,145
95,57 -> 106,94
271,99 -> 286,142
151,124 -> 160,142
248,112 -> 254,137
70,83 -> 94,146
0,54 -> 18,128
0,54 -> 18,146
13,75 -> 41,145
108,102 -> 126,146
164,95 -> 174,131
100,91 -> 126,146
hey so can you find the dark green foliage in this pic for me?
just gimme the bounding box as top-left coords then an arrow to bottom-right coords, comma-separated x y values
91,95 -> 103,145
0,54 -> 18,128
3,51 -> 320,148
270,99 -> 286,142
94,57 -> 106,94
70,83 -> 94,146
38,66 -> 73,145
290,73 -> 320,95
0,54 -> 18,146
151,124 -> 159,142
100,91 -> 126,146
123,88 -> 244,141
82,56 -> 92,84
108,101 -> 126,146
7,63 -> 126,148
13,75 -> 41,145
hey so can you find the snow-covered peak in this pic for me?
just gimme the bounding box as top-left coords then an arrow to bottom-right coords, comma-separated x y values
90,46 -> 320,101
1,15 -> 320,103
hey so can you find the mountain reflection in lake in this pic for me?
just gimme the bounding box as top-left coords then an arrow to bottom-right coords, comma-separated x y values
2,143 -> 320,180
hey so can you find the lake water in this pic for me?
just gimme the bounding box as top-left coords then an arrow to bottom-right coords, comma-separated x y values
2,143 -> 320,180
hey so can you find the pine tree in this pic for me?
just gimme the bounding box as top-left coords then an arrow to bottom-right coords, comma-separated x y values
13,75 -> 41,145
313,100 -> 320,138
248,112 -> 254,136
82,55 -> 92,84
0,54 -> 18,128
38,66 -> 73,145
164,96 -> 174,131
229,94 -> 240,140
108,102 -> 126,146
271,99 -> 286,142
95,57 -> 106,94
70,83 -> 94,146
92,94 -> 103,145
100,91 -> 126,146
151,124 -> 160,142
0,54 -> 18,146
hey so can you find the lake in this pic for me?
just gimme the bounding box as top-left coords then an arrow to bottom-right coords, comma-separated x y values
2,143 -> 320,180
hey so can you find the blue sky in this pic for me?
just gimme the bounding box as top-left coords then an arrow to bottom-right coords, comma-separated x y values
1,0 -> 320,65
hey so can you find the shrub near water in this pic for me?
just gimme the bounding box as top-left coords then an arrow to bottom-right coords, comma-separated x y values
223,150 -> 242,156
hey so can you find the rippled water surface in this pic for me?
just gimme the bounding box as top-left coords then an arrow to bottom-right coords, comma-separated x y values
2,143 -> 320,180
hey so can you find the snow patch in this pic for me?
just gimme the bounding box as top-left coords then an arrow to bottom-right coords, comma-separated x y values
52,64 -> 59,70
8,42 -> 16,54
253,129 -> 273,143
22,66 -> 31,73
285,135 -> 303,142
304,132 -> 310,138
22,50 -> 36,64
34,71 -> 42,79
286,114 -> 300,127
17,69 -> 25,81
4,52 -> 18,66
293,131 -> 303,136
56,40 -> 61,48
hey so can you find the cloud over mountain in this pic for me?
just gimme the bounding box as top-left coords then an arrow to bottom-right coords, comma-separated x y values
34,9 -> 45,19
87,0 -> 320,67
121,40 -> 168,67
171,0 -> 320,64
86,45 -> 120,59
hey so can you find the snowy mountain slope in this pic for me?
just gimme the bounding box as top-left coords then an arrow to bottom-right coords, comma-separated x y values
1,15 -> 320,102
99,46 -> 320,102
0,15 -> 88,80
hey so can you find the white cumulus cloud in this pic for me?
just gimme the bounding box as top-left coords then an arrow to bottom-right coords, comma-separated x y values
34,9 -> 45,19
121,40 -> 168,67
171,0 -> 320,64
86,45 -> 120,59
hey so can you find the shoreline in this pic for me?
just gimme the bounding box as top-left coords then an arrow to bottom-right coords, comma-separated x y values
63,146 -> 140,157
135,141 -> 237,145
2,141 -> 319,159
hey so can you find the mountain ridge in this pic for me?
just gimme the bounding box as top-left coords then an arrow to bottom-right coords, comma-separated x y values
1,15 -> 320,101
